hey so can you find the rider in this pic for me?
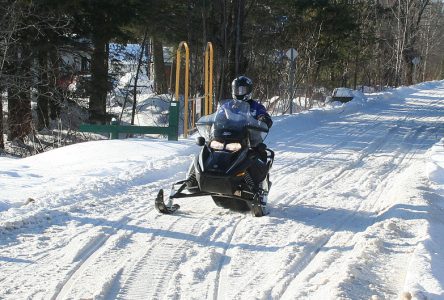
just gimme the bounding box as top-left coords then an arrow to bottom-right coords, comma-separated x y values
232,76 -> 272,164
231,76 -> 273,129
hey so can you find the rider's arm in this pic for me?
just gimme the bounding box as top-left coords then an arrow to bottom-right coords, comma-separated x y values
254,102 -> 273,128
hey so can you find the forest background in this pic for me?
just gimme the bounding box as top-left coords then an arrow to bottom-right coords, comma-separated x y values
0,0 -> 443,156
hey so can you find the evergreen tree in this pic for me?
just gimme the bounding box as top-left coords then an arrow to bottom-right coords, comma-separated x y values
67,0 -> 145,123
0,89 -> 3,150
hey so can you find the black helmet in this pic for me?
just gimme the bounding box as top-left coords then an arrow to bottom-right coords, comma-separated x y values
232,76 -> 253,101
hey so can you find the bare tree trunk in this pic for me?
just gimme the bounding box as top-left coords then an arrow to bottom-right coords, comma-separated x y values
0,91 -> 3,149
37,48 -> 49,130
404,53 -> 415,85
234,0 -> 245,76
400,0 -> 430,85
218,0 -> 246,100
217,0 -> 229,100
89,30 -> 109,123
394,0 -> 405,86
187,0 -> 198,101
131,32 -> 148,125
440,58 -> 444,79
152,37 -> 167,94
145,38 -> 152,80
8,46 -> 32,141
202,0 -> 207,44
49,47 -> 60,120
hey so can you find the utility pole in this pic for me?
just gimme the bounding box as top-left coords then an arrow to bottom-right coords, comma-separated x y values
412,57 -> 420,84
286,48 -> 298,114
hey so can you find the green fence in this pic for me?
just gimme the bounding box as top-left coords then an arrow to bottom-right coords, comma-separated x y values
79,101 -> 179,141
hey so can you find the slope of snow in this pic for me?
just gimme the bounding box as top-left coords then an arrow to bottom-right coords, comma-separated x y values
402,137 -> 444,299
427,138 -> 444,186
1,81 -> 444,299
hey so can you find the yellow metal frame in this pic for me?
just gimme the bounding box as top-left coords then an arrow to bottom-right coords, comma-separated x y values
175,41 -> 214,138
204,42 -> 214,115
175,41 -> 190,137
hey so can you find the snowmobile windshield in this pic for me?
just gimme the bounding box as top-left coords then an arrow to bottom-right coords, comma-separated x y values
196,99 -> 269,146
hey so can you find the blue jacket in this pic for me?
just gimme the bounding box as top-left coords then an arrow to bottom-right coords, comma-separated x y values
247,99 -> 273,128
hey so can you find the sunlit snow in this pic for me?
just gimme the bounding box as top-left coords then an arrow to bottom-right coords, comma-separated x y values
1,81 -> 444,299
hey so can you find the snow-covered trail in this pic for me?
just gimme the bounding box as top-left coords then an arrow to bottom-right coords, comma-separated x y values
1,82 -> 444,299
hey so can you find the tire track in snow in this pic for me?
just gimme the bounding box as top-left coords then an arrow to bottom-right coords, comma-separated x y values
276,123 -> 434,299
50,207 -> 164,299
281,110 -> 426,206
322,126 -> 436,299
48,177 -> 189,299
115,214 -> 210,299
51,215 -> 132,300
0,167 -> 189,298
104,214 -> 184,299
1,176 -> 166,299
212,215 -> 245,300
219,118 -> 428,299
0,210 -> 134,298
326,125 -> 443,299
272,116 -> 383,178
273,116 -> 382,177
272,119 -> 399,212
206,115 -> 400,299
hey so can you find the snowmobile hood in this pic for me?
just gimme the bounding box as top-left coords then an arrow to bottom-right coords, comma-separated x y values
196,99 -> 269,146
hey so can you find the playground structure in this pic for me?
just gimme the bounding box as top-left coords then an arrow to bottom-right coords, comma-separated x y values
177,41 -> 214,138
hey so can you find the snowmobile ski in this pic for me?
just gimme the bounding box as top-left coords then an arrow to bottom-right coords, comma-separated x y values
155,189 -> 180,214
155,180 -> 213,214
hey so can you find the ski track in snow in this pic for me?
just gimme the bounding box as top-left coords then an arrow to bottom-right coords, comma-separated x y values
1,82 -> 444,299
214,215 -> 245,300
279,126 -> 437,299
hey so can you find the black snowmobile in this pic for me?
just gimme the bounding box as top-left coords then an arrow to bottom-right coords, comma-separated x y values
155,99 -> 274,217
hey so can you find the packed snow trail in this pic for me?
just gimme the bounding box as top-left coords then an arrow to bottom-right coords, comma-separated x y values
1,81 -> 444,299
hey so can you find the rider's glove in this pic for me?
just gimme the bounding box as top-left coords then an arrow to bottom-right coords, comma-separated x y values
257,115 -> 273,129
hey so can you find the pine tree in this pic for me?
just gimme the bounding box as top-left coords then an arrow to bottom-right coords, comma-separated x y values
0,90 -> 3,150
67,0 -> 145,123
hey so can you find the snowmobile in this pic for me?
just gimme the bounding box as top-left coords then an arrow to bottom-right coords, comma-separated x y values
155,99 -> 274,217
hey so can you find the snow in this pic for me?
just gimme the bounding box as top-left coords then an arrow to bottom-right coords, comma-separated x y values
402,135 -> 444,299
1,81 -> 444,299
333,87 -> 354,98
427,139 -> 444,186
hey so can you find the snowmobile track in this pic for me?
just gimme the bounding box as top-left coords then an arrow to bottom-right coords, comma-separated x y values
212,215 -> 245,300
277,122 -> 434,298
51,215 -> 132,300
273,116 -> 384,177
116,215 -> 210,299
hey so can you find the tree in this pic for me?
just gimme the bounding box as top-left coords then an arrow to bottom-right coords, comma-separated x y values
131,31 -> 148,125
1,0 -> 73,148
7,45 -> 32,141
418,0 -> 444,82
36,47 -> 50,130
401,0 -> 430,85
68,0 -> 145,123
0,91 -> 3,150
1,1 -> 34,142
152,37 -> 168,94
1,0 -> 443,155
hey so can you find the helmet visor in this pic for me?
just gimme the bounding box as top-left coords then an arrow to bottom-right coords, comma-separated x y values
234,85 -> 248,96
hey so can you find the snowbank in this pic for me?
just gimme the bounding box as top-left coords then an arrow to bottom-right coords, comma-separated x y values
426,138 -> 444,189
400,138 -> 444,299
0,139 -> 194,225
